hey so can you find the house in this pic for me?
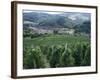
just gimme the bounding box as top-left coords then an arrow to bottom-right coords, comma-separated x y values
29,27 -> 53,34
58,28 -> 75,35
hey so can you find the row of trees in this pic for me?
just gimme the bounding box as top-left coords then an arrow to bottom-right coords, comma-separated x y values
23,42 -> 91,69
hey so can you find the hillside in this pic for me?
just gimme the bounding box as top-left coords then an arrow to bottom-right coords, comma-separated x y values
23,11 -> 91,34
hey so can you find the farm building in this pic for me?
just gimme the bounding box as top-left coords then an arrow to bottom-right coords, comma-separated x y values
58,28 -> 75,35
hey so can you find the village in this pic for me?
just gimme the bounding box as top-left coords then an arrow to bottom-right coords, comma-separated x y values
24,21 -> 75,35
28,27 -> 75,35
23,21 -> 90,38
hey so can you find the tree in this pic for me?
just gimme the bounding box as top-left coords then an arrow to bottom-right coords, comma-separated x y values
53,30 -> 58,34
60,43 -> 75,67
73,43 -> 83,66
81,44 -> 91,66
50,45 -> 62,67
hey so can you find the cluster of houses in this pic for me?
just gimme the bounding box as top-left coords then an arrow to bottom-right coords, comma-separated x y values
28,27 -> 75,35
24,21 -> 75,35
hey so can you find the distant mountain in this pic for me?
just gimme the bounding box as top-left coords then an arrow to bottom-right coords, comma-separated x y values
23,11 -> 91,34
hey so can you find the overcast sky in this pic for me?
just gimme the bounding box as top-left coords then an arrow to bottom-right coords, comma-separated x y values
23,10 -> 91,21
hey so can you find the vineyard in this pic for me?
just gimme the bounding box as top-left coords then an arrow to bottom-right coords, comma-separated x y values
23,35 -> 91,69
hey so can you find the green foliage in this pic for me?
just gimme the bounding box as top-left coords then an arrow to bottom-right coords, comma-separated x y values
23,42 -> 91,69
49,45 -> 63,67
23,46 -> 50,69
81,44 -> 91,66
60,44 -> 75,67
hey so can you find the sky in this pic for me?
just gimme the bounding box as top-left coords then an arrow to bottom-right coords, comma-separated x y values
23,10 -> 91,21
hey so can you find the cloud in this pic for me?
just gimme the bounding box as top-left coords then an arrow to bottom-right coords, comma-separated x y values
68,15 -> 77,20
23,10 -> 34,13
43,11 -> 63,15
23,10 -> 64,15
68,13 -> 90,21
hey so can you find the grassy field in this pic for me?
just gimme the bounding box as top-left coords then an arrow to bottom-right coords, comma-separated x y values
23,34 -> 90,48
